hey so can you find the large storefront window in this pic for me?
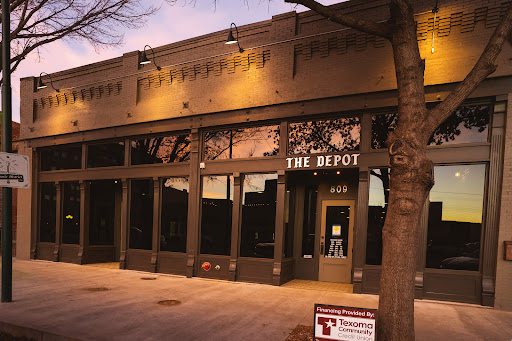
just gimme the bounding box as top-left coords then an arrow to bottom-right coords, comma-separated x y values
131,135 -> 190,165
289,116 -> 360,154
40,146 -> 82,171
129,179 -> 154,250
89,180 -> 118,245
39,182 -> 57,243
284,185 -> 295,258
62,182 -> 80,244
302,184 -> 318,258
87,141 -> 125,168
371,104 -> 491,149
200,175 -> 234,255
160,178 -> 189,253
366,168 -> 389,265
426,164 -> 486,271
240,174 -> 278,258
204,125 -> 279,160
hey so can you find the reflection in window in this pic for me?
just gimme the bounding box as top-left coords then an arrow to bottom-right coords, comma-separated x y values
371,105 -> 491,149
366,168 -> 389,265
289,117 -> 360,154
40,147 -> 82,171
302,185 -> 318,258
39,182 -> 56,243
160,178 -> 189,252
200,176 -> 233,255
87,142 -> 125,168
426,164 -> 485,271
429,105 -> 490,145
129,179 -> 154,250
371,113 -> 397,149
204,125 -> 279,160
62,182 -> 80,244
131,135 -> 190,165
89,180 -> 119,245
284,185 -> 296,258
240,174 -> 278,258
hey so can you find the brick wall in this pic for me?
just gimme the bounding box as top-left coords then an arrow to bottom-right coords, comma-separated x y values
495,94 -> 512,311
19,0 -> 512,140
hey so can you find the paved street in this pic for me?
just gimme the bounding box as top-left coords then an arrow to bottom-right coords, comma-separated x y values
0,259 -> 511,341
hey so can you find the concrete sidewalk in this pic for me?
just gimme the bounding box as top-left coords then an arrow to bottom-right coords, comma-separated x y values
0,259 -> 511,341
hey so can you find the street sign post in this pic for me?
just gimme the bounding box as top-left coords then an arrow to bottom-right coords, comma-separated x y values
2,0 -> 13,303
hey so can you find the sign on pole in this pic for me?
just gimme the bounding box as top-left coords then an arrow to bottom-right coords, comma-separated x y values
314,304 -> 377,341
0,152 -> 30,189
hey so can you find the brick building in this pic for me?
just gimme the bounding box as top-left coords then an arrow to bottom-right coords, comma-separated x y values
15,0 -> 512,309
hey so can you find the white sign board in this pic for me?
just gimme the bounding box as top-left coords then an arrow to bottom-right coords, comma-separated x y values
0,152 -> 30,188
314,304 -> 376,341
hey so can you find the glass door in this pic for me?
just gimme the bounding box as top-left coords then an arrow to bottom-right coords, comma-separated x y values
318,200 -> 355,283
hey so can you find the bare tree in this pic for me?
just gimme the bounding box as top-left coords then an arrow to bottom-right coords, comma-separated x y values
284,0 -> 512,339
0,0 -> 160,75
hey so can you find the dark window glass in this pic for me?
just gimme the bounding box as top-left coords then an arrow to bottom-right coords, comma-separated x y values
371,105 -> 491,149
204,125 -> 280,160
371,113 -> 397,149
302,184 -> 318,258
426,164 -> 485,271
429,105 -> 490,145
366,168 -> 389,265
131,135 -> 191,165
160,178 -> 189,252
284,185 -> 296,258
40,147 -> 82,171
289,117 -> 360,154
129,179 -> 154,250
89,180 -> 119,245
200,175 -> 233,255
87,142 -> 125,168
240,174 -> 278,258
62,182 -> 80,244
39,182 -> 56,243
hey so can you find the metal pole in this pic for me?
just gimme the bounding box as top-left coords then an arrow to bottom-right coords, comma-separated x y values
1,0 -> 13,303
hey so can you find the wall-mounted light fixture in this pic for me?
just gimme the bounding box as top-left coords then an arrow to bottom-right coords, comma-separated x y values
37,72 -> 59,92
140,45 -> 161,71
226,23 -> 244,53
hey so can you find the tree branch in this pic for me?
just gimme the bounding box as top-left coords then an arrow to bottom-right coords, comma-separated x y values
284,0 -> 392,39
424,4 -> 512,139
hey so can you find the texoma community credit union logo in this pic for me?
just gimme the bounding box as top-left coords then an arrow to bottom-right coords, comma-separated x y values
314,304 -> 377,341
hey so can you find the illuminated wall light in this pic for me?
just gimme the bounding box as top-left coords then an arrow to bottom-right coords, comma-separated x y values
225,23 -> 244,53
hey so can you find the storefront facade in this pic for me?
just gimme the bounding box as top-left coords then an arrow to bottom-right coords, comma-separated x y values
16,0 -> 512,309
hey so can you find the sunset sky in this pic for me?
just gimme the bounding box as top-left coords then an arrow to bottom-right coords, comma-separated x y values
8,0 -> 341,123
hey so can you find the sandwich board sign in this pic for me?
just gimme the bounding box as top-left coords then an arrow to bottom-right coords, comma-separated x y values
314,304 -> 377,341
0,152 -> 30,188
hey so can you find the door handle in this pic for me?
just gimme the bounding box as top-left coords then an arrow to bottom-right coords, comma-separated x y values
320,242 -> 324,255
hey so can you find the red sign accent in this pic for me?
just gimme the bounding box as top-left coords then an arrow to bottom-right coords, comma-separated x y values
201,262 -> 211,271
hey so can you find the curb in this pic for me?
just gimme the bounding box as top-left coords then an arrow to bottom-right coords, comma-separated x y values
0,321 -> 82,341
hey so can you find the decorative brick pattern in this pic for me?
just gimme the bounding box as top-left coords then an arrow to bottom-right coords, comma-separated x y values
137,50 -> 271,91
33,81 -> 122,110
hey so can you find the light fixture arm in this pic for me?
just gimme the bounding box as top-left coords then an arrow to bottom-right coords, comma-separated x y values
38,72 -> 59,92
230,23 -> 244,53
143,45 -> 162,71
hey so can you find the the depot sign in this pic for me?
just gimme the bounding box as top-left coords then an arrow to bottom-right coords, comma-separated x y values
286,154 -> 360,169
314,304 -> 376,341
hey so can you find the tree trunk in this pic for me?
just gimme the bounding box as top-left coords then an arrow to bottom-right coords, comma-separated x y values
377,2 -> 434,340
